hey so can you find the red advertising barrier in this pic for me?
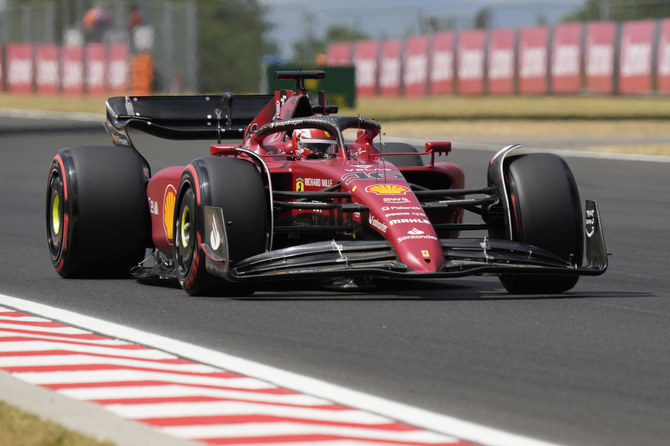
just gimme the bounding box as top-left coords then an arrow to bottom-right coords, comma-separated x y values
403,35 -> 429,97
551,23 -> 582,93
378,39 -> 402,97
487,28 -> 516,95
618,19 -> 655,94
658,19 -> 670,93
7,43 -> 33,94
585,22 -> 617,94
429,31 -> 454,95
85,43 -> 106,95
0,46 -> 4,90
353,40 -> 379,97
457,29 -> 485,95
35,44 -> 60,95
518,26 -> 548,94
62,45 -> 84,96
108,42 -> 129,94
327,41 -> 352,66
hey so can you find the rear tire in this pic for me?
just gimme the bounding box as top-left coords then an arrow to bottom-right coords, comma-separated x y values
498,153 -> 583,294
174,156 -> 266,296
46,146 -> 148,278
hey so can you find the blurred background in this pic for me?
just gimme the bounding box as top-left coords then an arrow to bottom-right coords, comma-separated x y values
1,0 -> 670,96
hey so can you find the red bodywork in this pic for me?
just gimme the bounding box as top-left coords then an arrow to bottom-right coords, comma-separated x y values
145,88 -> 465,274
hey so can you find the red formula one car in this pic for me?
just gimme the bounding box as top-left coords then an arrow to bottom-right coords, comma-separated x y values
46,70 -> 607,295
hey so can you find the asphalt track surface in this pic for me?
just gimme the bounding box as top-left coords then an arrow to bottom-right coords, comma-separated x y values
1,116 -> 670,446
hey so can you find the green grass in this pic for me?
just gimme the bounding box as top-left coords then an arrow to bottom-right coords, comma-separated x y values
0,401 -> 114,446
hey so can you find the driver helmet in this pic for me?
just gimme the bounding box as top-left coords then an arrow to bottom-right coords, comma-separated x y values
292,129 -> 337,158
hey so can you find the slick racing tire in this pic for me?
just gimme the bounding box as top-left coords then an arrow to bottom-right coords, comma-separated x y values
499,153 -> 583,294
379,142 -> 424,167
46,146 -> 148,278
174,156 -> 266,296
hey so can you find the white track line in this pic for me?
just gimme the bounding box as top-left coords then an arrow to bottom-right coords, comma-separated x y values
0,293 -> 563,446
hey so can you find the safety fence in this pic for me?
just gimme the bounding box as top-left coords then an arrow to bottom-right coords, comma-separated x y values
327,18 -> 670,97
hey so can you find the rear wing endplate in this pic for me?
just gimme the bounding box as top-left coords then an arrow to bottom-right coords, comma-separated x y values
105,94 -> 273,147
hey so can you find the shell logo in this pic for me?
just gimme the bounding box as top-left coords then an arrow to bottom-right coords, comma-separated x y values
365,184 -> 409,195
163,185 -> 177,242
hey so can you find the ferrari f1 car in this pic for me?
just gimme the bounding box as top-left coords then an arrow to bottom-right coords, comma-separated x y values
46,70 -> 607,295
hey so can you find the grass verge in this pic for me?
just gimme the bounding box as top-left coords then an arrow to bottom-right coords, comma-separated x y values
0,401 -> 114,446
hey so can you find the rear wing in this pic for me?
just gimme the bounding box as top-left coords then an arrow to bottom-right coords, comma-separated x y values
105,94 -> 273,147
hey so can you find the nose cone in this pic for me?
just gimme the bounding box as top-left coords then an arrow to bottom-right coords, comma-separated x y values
391,227 -> 444,272
367,208 -> 445,273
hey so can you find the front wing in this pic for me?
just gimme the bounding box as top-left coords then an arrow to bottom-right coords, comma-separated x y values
227,200 -> 607,281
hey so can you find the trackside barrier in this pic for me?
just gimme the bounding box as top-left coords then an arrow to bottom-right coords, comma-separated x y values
457,29 -> 486,95
618,20 -> 656,94
551,23 -> 583,94
487,28 -> 516,95
518,26 -> 549,94
353,40 -> 379,97
658,20 -> 670,92
35,44 -> 60,95
7,43 -> 34,94
328,17 -> 670,97
0,41 -> 149,96
379,39 -> 402,97
429,31 -> 455,95
403,35 -> 429,97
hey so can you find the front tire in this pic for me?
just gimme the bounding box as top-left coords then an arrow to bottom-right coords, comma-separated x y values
46,146 -> 148,278
174,156 -> 267,296
498,153 -> 583,294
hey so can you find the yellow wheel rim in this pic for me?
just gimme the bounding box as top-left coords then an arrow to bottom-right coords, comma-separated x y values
51,194 -> 61,235
180,206 -> 191,248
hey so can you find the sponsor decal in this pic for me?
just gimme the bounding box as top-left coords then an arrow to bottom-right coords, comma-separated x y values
380,57 -> 401,88
385,212 -> 410,217
620,38 -> 652,77
342,171 -> 402,185
458,48 -> 484,80
210,213 -> 221,250
148,198 -> 159,215
163,185 -> 177,242
586,44 -> 613,77
431,50 -> 454,81
366,184 -> 409,195
368,215 -> 388,233
404,53 -> 428,85
344,164 -> 392,172
383,197 -> 410,203
585,208 -> 595,238
304,177 -> 333,188
397,234 -> 438,243
407,227 -> 425,235
520,46 -> 547,78
389,218 -> 430,226
381,205 -> 422,211
552,44 -> 580,76
295,178 -> 304,191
